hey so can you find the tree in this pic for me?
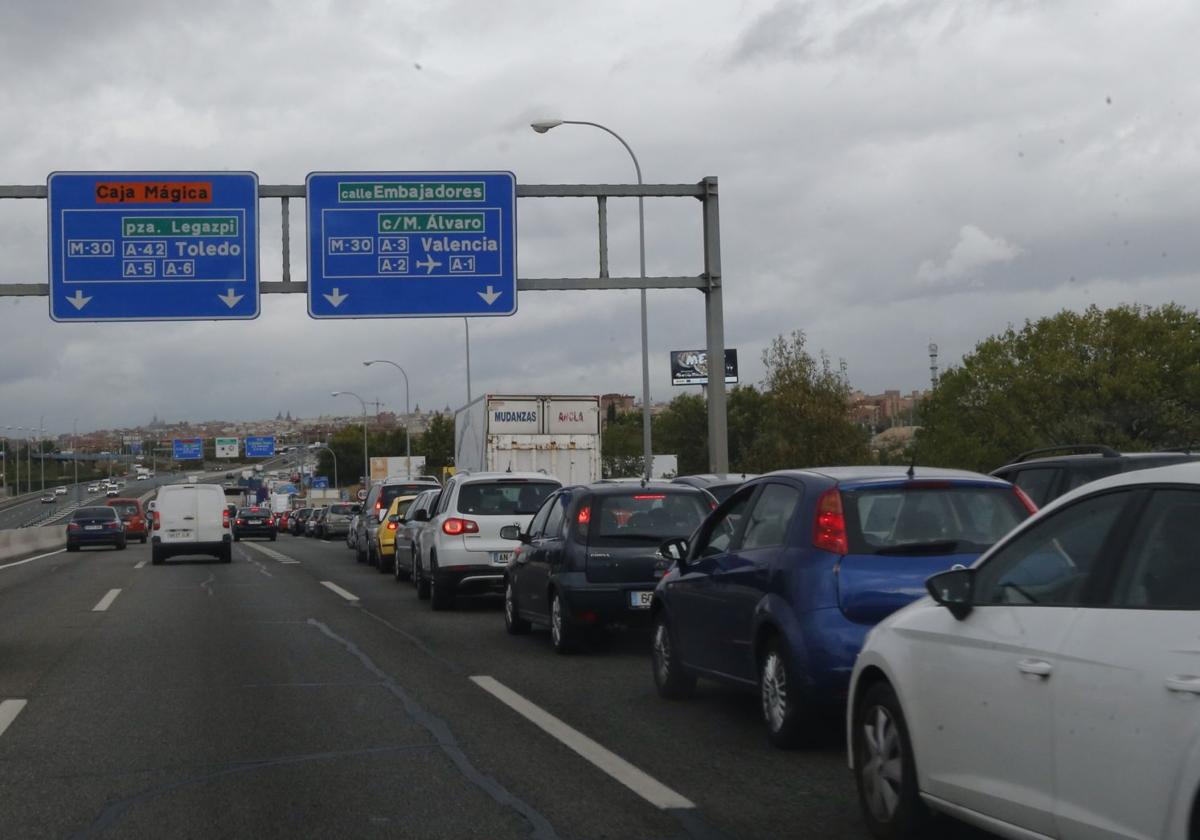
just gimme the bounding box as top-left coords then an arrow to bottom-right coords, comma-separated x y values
653,394 -> 709,476
418,414 -> 454,474
727,385 -> 768,474
745,331 -> 869,470
917,304 -> 1200,472
602,411 -> 644,478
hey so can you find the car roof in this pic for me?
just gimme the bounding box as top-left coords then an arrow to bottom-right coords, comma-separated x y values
992,451 -> 1200,471
672,473 -> 759,485
456,471 -> 562,483
1036,460 -> 1200,511
579,481 -> 705,495
105,498 -> 140,504
765,465 -> 1010,486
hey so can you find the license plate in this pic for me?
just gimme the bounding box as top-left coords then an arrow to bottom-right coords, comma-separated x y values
84,525 -> 102,531
247,519 -> 263,524
629,591 -> 653,609
490,552 -> 511,565
169,529 -> 192,537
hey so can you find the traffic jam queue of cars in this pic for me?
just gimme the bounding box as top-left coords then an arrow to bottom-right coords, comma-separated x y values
124,443 -> 1199,840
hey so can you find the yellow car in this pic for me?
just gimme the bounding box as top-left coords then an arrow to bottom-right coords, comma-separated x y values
373,494 -> 417,574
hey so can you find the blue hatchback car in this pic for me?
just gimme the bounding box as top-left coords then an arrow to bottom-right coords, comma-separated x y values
649,466 -> 1034,747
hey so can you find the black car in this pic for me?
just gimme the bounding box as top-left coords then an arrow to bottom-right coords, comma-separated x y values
289,507 -> 313,536
501,482 -> 714,653
671,473 -> 759,504
66,506 -> 127,551
990,445 -> 1200,508
232,506 -> 276,541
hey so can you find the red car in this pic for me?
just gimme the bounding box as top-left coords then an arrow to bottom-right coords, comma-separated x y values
278,510 -> 291,531
106,498 -> 148,543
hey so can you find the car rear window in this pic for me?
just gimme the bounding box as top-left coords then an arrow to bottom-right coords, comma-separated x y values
73,507 -> 116,520
587,491 -> 711,544
841,484 -> 1028,555
238,508 -> 267,516
457,480 -> 559,515
379,483 -> 437,511
109,503 -> 139,517
707,483 -> 740,504
329,504 -> 354,515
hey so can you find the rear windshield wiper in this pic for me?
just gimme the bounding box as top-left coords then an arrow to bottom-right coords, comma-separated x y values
874,540 -> 961,555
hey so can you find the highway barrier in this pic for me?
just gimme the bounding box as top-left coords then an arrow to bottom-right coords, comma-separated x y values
0,526 -> 65,563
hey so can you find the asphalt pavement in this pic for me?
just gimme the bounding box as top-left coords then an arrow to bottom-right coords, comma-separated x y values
0,527 -> 995,839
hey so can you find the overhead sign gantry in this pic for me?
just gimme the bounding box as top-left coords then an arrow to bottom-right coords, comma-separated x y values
47,171 -> 260,321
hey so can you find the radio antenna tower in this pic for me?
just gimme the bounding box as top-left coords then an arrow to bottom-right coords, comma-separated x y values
928,342 -> 939,389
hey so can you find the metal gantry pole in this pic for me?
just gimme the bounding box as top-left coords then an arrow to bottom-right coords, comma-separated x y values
701,177 -> 729,473
463,318 -> 472,405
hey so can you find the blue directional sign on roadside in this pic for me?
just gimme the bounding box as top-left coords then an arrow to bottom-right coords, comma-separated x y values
47,171 -> 260,322
305,172 -> 517,319
244,436 -> 276,458
311,476 -> 330,489
172,438 -> 203,460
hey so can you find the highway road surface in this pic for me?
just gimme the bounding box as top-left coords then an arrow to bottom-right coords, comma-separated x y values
0,530 -> 993,839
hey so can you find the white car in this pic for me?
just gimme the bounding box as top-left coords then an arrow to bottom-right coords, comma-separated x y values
152,483 -> 231,565
54,486 -> 68,495
848,461 -> 1200,840
86,484 -> 100,493
413,471 -> 560,610
105,487 -> 119,497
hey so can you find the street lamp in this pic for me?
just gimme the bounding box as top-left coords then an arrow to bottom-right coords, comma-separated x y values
532,118 -> 653,479
331,391 -> 369,492
363,360 -> 412,478
315,444 -> 339,493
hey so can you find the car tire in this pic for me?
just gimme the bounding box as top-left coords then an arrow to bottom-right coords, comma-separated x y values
504,580 -> 531,635
377,549 -> 392,574
853,681 -> 928,840
233,534 -> 241,542
356,542 -> 367,564
270,533 -> 276,542
760,637 -> 811,748
67,543 -> 79,552
220,546 -> 232,564
117,539 -> 127,551
651,610 -> 696,699
151,547 -> 164,565
140,535 -> 147,544
415,557 -> 430,600
393,551 -> 410,582
549,590 -> 575,654
429,557 -> 453,611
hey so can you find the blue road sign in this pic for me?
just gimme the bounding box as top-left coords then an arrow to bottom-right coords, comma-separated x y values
47,171 -> 260,322
244,436 -> 276,458
172,438 -> 203,460
130,442 -> 143,456
305,172 -> 517,319
311,476 -> 329,489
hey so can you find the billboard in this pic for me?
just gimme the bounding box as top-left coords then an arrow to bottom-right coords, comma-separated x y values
215,437 -> 239,458
172,438 -> 203,460
669,349 -> 739,386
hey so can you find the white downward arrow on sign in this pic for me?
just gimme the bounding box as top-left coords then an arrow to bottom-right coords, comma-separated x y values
478,286 -> 502,305
66,290 -> 92,310
218,288 -> 244,308
323,288 -> 348,307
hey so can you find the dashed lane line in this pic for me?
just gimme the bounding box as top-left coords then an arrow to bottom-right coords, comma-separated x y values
242,542 -> 301,564
134,559 -> 147,569
470,675 -> 695,811
0,699 -> 28,739
320,581 -> 359,602
0,548 -> 66,571
92,588 -> 122,612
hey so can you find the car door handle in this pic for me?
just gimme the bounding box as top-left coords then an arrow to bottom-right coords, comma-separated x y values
1165,675 -> 1200,695
1017,658 -> 1053,678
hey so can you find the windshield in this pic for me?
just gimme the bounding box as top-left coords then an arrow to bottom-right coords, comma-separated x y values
109,503 -> 139,517
457,480 -> 559,515
379,484 -> 436,511
73,507 -> 116,520
842,484 -> 1028,555
589,492 -> 710,543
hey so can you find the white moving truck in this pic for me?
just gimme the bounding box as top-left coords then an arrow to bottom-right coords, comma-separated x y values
454,395 -> 601,485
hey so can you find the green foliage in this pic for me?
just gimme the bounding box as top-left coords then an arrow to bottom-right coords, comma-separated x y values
654,394 -> 709,476
418,414 -> 454,473
602,411 -> 645,478
917,304 -> 1200,472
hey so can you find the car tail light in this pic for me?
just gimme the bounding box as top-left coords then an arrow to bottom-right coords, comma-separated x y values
153,511 -> 161,531
577,507 -> 591,525
106,521 -> 121,530
632,494 -> 665,500
813,488 -> 848,555
236,519 -> 245,526
222,509 -> 230,529
266,517 -> 275,526
442,517 -> 479,536
387,521 -> 397,531
1013,486 -> 1038,515
67,522 -> 80,532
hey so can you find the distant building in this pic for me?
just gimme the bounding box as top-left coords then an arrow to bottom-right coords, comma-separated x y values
601,393 -> 637,416
850,389 -> 928,429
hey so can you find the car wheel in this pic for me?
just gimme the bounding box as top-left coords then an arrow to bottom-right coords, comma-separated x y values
117,539 -> 127,551
393,551 -> 410,582
853,681 -> 928,839
377,551 -> 392,574
233,534 -> 240,542
356,542 -> 367,564
415,556 -> 430,600
220,546 -> 232,564
549,590 -> 575,654
152,547 -> 164,565
651,610 -> 696,699
140,535 -> 147,544
270,533 -> 276,542
67,543 -> 79,552
504,580 -> 531,635
760,637 -> 810,748
430,557 -> 454,611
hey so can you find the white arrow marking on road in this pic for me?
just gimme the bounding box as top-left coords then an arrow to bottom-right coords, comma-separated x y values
478,286 -> 502,306
323,288 -> 348,307
217,288 -> 244,308
66,290 -> 92,310
416,257 -> 442,274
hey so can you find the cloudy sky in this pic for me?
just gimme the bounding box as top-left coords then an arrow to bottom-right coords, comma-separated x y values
2,0 -> 1199,436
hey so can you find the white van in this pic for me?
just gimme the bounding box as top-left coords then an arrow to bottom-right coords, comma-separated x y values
151,483 -> 232,565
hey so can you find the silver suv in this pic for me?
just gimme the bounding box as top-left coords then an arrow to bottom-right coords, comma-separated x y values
354,477 -> 441,565
413,472 -> 560,610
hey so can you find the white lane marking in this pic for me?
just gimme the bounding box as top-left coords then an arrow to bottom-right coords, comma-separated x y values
243,542 -> 301,564
134,559 -> 147,569
0,699 -> 28,738
320,581 -> 359,602
470,675 -> 695,810
0,548 -> 66,571
92,588 -> 122,612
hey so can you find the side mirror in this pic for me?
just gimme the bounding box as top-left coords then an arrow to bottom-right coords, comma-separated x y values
413,509 -> 430,522
499,525 -> 529,543
658,538 -> 689,566
926,568 -> 975,620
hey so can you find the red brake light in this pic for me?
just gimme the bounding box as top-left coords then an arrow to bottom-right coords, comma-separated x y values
813,488 -> 848,555
222,509 -> 230,529
236,519 -> 244,525
632,494 -> 665,500
266,517 -> 275,526
577,507 -> 591,525
153,511 -> 161,531
387,521 -> 397,531
1014,486 -> 1038,515
67,522 -> 80,531
442,517 -> 479,536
